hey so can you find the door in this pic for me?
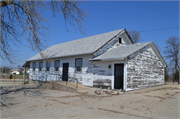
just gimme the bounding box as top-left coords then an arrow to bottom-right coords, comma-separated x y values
114,64 -> 124,89
62,63 -> 69,81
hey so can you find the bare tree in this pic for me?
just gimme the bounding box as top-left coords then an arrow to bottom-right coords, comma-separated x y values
164,36 -> 179,82
1,66 -> 11,74
164,67 -> 169,82
0,0 -> 87,63
17,65 -> 23,73
128,30 -> 142,43
128,30 -> 161,53
153,42 -> 161,53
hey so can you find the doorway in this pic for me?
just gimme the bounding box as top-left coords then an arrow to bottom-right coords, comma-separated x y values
114,64 -> 124,89
62,63 -> 69,81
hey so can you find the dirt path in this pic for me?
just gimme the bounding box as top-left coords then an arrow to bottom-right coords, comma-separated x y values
1,85 -> 180,119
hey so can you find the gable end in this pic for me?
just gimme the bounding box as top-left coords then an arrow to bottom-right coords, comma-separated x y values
93,29 -> 132,58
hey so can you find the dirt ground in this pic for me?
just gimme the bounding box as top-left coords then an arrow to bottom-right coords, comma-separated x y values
0,84 -> 180,119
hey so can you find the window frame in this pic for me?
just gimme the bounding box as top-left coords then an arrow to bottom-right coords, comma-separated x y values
46,61 -> 51,71
54,60 -> 60,71
75,58 -> 82,72
39,62 -> 43,71
119,38 -> 122,44
33,62 -> 36,71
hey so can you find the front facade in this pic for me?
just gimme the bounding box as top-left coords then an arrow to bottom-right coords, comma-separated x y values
26,29 -> 166,91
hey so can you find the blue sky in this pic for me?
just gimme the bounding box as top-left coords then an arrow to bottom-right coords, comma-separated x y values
2,1 -> 179,68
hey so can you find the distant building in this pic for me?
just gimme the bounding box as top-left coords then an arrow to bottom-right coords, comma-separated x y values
11,69 -> 20,74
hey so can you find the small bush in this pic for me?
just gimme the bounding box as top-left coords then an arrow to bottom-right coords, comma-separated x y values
9,74 -> 13,79
164,82 -> 167,85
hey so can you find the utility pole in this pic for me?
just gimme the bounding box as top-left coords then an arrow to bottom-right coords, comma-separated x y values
2,68 -> 3,77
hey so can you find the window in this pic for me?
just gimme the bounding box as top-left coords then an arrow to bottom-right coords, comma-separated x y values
39,62 -> 43,71
55,60 -> 60,71
46,61 -> 51,71
119,38 -> 122,44
33,62 -> 36,71
75,58 -> 82,72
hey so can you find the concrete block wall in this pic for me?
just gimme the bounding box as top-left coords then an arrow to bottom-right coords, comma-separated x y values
126,47 -> 164,91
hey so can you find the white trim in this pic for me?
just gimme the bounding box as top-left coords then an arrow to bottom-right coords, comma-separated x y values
124,61 -> 128,91
121,31 -> 132,44
115,31 -> 132,45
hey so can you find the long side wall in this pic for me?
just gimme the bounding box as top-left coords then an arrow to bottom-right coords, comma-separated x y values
126,47 -> 164,91
29,54 -> 94,86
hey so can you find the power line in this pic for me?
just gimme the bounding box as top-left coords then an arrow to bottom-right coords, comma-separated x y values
139,27 -> 179,32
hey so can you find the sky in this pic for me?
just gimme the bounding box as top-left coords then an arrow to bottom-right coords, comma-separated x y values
1,1 -> 179,68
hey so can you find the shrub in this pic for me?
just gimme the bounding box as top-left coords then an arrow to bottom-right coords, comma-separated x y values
9,74 -> 13,79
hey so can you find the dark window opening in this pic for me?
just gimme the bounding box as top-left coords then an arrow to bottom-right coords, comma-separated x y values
119,38 -> 122,44
33,62 -> 36,71
55,60 -> 60,71
75,58 -> 82,72
46,61 -> 51,71
39,62 -> 43,71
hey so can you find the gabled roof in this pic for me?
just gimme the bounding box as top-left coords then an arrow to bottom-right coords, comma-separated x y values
27,29 -> 131,61
90,42 -> 167,66
91,42 -> 151,61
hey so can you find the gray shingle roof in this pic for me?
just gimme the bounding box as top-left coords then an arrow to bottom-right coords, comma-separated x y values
27,29 -> 124,61
91,42 -> 152,61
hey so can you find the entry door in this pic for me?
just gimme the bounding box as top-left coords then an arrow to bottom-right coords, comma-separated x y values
114,64 -> 124,89
62,63 -> 69,81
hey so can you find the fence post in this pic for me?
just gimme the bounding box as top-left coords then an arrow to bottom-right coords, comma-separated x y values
23,63 -> 26,84
14,74 -> 15,83
76,79 -> 78,89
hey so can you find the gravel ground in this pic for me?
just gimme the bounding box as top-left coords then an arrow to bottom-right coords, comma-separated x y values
0,84 -> 180,119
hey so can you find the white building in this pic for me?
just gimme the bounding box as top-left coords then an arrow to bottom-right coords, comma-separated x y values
25,29 -> 167,91
11,69 -> 20,75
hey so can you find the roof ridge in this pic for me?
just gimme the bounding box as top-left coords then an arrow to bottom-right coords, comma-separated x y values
27,29 -> 125,61
53,29 -> 124,46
